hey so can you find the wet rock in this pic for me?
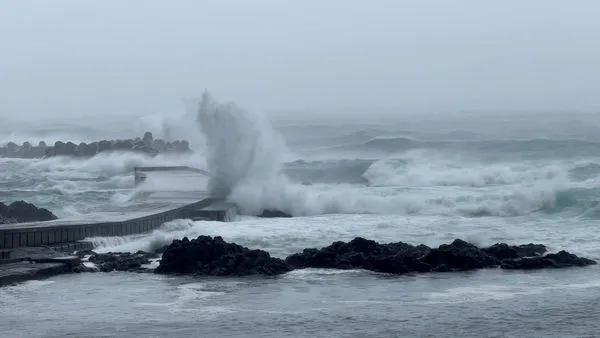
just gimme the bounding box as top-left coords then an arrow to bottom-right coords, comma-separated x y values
285,237 -> 431,274
258,209 -> 293,218
422,239 -> 500,271
88,251 -> 158,272
0,201 -> 58,224
501,250 -> 597,270
155,235 -> 292,276
483,243 -> 547,260
285,237 -> 596,275
76,249 -> 96,258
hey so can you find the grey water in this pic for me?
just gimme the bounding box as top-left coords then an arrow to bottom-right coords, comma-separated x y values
2,110 -> 600,337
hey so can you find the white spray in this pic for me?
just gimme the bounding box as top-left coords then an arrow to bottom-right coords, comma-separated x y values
195,91 -> 289,209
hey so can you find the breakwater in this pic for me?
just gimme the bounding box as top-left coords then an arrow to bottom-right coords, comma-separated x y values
0,197 -> 238,251
0,131 -> 191,159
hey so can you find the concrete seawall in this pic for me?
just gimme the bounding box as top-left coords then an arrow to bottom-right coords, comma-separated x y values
0,166 -> 237,285
1,166 -> 235,251
0,199 -> 211,250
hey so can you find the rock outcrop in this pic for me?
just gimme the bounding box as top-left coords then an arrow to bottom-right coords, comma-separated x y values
284,237 -> 596,274
70,237 -> 596,279
0,201 -> 58,224
155,235 -> 293,276
80,250 -> 159,273
0,131 -> 192,159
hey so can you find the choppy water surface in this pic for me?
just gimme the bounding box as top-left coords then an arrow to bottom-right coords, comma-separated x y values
2,267 -> 600,337
2,103 -> 600,337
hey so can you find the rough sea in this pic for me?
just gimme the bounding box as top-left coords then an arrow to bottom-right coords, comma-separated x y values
2,101 -> 600,337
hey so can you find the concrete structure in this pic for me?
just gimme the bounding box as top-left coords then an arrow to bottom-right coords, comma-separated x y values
188,199 -> 237,222
0,166 -> 236,251
0,166 -> 238,286
0,247 -> 83,286
134,166 -> 210,186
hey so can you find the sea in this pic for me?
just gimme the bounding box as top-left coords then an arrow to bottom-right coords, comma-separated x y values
1,99 -> 600,337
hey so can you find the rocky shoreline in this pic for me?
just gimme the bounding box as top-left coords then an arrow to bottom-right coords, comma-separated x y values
0,131 -> 191,159
76,236 -> 597,276
1,236 -> 595,287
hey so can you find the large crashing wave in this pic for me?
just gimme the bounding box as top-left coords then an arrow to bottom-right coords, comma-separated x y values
192,92 -> 600,218
194,92 -> 399,216
196,92 -> 287,199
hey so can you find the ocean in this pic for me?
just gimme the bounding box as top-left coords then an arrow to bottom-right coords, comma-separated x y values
1,100 -> 600,337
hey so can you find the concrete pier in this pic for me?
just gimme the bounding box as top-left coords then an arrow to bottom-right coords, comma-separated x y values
0,166 -> 237,285
0,166 -> 235,251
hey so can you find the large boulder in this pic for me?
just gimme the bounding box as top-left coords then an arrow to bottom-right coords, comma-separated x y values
155,235 -> 292,276
0,201 -> 58,224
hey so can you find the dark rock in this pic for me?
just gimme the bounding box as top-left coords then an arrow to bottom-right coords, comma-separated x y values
258,210 -> 293,218
285,237 -> 595,275
88,251 -> 157,272
38,141 -> 47,148
483,243 -> 547,260
155,235 -> 292,276
501,250 -> 597,270
76,249 -> 96,258
422,239 -> 500,271
285,237 -> 431,274
0,201 -> 58,224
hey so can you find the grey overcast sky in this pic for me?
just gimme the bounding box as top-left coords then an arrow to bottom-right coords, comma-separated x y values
1,0 -> 599,120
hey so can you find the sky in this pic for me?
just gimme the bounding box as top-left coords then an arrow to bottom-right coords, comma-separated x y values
1,0 -> 600,121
